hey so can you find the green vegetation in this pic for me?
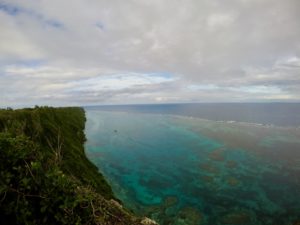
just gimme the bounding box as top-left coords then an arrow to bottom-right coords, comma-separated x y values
0,107 -> 153,225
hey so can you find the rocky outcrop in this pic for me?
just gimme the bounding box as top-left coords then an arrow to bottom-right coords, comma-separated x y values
141,217 -> 159,225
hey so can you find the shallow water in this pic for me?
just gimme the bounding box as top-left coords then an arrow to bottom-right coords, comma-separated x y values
85,110 -> 300,225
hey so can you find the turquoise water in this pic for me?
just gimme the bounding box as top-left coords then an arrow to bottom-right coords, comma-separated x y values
85,110 -> 300,225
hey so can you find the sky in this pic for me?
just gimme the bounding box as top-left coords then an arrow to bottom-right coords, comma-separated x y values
0,0 -> 300,107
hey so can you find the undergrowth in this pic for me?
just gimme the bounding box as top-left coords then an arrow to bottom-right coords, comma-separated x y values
0,107 -> 145,225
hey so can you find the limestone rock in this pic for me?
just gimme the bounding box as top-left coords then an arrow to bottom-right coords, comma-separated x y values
141,217 -> 159,225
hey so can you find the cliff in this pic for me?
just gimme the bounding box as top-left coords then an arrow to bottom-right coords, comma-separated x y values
0,106 -> 157,225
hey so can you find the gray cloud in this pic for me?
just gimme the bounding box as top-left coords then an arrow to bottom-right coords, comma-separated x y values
0,0 -> 300,107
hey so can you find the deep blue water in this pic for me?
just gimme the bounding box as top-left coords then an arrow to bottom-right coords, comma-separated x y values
84,104 -> 300,225
85,103 -> 300,127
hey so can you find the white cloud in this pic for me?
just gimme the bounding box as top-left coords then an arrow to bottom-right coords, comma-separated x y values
0,0 -> 300,106
228,85 -> 281,94
188,84 -> 219,91
69,73 -> 175,92
206,13 -> 236,30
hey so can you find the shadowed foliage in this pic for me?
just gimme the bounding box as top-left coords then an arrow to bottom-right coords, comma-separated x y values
0,106 -> 150,225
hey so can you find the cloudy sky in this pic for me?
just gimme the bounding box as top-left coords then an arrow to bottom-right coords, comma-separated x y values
1,0 -> 300,107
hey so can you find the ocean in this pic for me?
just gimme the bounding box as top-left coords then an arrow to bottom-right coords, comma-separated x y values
84,103 -> 300,225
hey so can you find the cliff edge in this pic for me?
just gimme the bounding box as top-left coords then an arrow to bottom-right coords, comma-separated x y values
0,106 -> 157,225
